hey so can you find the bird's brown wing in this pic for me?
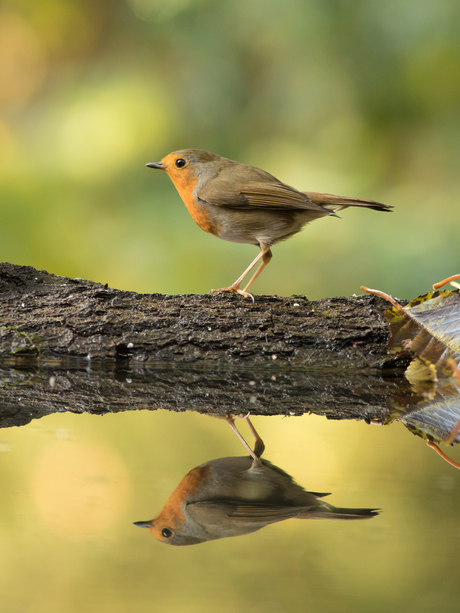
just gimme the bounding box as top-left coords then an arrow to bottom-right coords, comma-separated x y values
187,501 -> 315,526
198,181 -> 328,213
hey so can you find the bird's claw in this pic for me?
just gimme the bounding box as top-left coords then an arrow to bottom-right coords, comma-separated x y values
209,286 -> 255,302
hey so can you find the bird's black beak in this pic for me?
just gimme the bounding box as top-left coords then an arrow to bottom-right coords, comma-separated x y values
133,520 -> 153,529
146,162 -> 165,170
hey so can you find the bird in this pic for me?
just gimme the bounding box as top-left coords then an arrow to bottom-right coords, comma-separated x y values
133,455 -> 379,546
147,149 -> 392,300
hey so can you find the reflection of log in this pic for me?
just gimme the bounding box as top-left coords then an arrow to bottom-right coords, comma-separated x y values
0,262 -> 410,428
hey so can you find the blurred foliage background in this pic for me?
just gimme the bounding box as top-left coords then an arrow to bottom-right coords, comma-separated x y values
2,0 -> 460,299
2,3 -> 460,611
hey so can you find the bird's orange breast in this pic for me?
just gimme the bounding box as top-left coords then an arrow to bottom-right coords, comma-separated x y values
155,464 -> 211,525
168,174 -> 219,236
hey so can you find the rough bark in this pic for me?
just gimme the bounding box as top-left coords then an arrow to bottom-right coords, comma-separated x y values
0,262 -> 409,428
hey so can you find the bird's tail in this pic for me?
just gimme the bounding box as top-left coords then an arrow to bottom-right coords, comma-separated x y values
304,191 -> 392,213
297,505 -> 379,520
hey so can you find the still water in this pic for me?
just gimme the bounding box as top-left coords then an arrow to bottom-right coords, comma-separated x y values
1,406 -> 459,612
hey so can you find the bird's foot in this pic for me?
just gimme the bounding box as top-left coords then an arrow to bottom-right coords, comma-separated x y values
209,285 -> 255,302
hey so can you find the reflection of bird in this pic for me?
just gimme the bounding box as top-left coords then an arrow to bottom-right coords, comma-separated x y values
147,149 -> 391,299
134,456 -> 379,546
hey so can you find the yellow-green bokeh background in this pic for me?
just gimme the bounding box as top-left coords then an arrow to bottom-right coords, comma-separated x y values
2,2 -> 460,611
2,0 -> 460,298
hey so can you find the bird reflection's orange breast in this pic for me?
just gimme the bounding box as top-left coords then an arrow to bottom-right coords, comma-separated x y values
167,174 -> 218,236
155,464 -> 211,523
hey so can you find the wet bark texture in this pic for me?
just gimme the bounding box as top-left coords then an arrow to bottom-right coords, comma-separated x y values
0,262 -> 409,428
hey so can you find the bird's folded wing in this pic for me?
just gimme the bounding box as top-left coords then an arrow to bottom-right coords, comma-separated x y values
187,501 -> 313,525
198,182 -> 328,212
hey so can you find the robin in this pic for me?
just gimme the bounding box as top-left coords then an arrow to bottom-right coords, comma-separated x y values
134,455 -> 378,546
147,149 -> 392,300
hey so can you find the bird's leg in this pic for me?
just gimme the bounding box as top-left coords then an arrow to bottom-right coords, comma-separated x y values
225,414 -> 264,464
209,249 -> 268,301
225,417 -> 258,461
244,415 -> 265,459
242,249 -> 272,295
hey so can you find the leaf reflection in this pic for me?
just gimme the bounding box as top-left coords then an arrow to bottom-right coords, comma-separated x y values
363,276 -> 460,468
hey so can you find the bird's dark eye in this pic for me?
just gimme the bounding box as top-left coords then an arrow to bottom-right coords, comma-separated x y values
175,158 -> 186,168
161,528 -> 173,538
